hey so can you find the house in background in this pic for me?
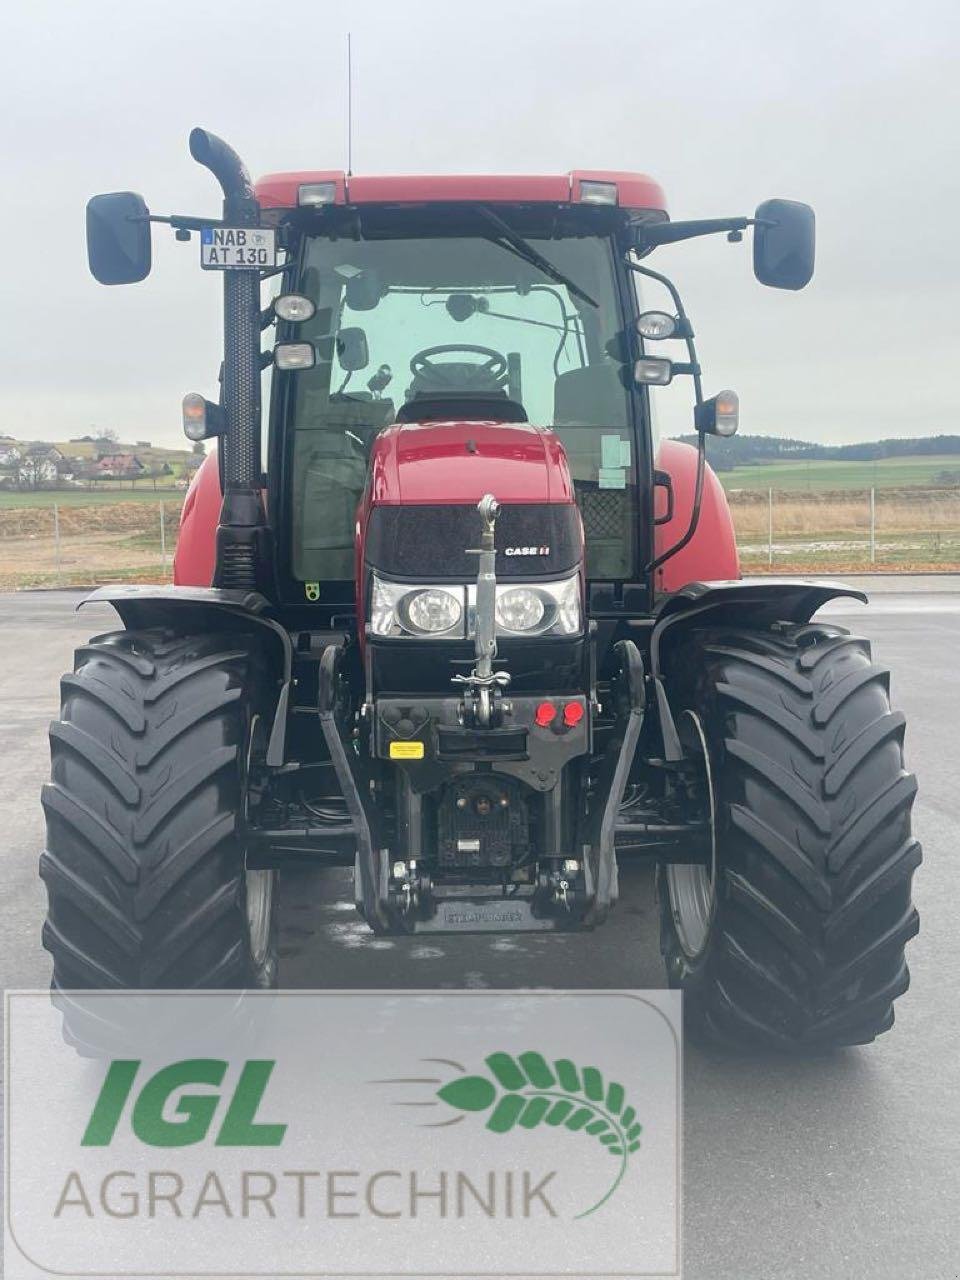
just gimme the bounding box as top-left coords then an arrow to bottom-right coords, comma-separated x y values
96,453 -> 146,479
18,444 -> 65,488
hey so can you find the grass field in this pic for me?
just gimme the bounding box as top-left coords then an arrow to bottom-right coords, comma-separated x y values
0,486 -> 185,509
718,455 -> 960,491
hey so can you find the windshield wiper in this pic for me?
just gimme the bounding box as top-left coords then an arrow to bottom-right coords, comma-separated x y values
476,206 -> 599,308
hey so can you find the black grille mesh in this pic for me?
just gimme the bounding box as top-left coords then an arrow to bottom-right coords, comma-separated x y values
366,504 -> 581,579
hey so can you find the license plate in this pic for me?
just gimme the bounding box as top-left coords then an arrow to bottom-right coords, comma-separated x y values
200,226 -> 277,270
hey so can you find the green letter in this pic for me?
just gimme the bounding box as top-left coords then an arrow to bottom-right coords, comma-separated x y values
216,1060 -> 287,1146
132,1059 -> 226,1147
82,1060 -> 140,1146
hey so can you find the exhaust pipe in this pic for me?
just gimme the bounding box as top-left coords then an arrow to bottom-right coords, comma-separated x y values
189,128 -> 265,589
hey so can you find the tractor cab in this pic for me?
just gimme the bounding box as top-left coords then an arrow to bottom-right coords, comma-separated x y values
257,175 -> 668,599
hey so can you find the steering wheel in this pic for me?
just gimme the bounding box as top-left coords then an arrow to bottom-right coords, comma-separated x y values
409,344 -> 508,389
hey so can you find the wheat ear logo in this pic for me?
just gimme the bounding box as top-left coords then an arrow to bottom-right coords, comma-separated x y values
377,1051 -> 642,1218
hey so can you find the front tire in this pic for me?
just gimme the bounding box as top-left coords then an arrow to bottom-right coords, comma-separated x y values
41,629 -> 278,992
659,623 -> 920,1049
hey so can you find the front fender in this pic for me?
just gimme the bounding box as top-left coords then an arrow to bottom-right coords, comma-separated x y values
648,577 -> 868,759
79,585 -> 292,766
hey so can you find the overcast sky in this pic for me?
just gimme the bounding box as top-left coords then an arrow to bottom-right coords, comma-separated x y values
1,0 -> 958,448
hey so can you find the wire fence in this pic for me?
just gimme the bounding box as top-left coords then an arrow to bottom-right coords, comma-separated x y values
729,487 -> 960,572
1,488 -> 959,590
0,501 -> 178,590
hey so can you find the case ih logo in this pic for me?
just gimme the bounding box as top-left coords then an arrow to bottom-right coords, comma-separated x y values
504,545 -> 550,557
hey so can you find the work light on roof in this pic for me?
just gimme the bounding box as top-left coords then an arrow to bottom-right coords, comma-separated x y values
578,180 -> 618,206
634,356 -> 674,386
274,293 -> 316,323
274,342 -> 316,371
298,181 -> 337,207
637,310 -> 678,340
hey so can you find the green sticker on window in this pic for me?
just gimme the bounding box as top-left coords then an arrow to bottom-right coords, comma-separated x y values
305,582 -> 320,602
598,468 -> 627,490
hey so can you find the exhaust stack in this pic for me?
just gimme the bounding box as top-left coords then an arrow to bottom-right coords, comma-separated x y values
189,128 -> 266,589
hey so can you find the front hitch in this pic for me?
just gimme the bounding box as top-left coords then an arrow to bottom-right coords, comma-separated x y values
452,493 -> 511,726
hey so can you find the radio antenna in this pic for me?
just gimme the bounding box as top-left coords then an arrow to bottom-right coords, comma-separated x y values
346,32 -> 354,177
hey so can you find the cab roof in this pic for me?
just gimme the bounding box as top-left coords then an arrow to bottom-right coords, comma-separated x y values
254,170 -> 667,214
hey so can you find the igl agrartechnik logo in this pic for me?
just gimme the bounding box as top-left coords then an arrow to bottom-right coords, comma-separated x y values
50,1049 -> 642,1223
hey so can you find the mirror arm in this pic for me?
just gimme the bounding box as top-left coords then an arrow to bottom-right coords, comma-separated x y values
634,215 -> 755,252
136,212 -> 223,231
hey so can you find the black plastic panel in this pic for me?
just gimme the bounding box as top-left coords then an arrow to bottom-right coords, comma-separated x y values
366,503 -> 581,581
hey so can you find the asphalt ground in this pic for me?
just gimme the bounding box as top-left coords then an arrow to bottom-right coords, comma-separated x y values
2,584 -> 958,1280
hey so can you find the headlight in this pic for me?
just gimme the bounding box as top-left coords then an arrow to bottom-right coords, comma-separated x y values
369,575 -> 581,639
370,578 -> 466,638
482,576 -> 581,638
495,587 -> 545,633
400,588 -> 462,635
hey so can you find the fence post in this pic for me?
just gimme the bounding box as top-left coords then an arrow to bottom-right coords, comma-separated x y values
159,501 -> 167,577
53,502 -> 62,586
767,488 -> 774,567
869,487 -> 876,565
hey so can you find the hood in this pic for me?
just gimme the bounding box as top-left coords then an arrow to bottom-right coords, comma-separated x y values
367,421 -> 575,506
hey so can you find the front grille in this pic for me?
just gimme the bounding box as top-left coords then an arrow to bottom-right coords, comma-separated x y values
365,503 -> 581,580
580,489 -> 629,539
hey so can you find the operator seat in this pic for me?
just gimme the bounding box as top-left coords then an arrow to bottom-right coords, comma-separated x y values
396,393 -> 527,423
292,392 -> 396,581
553,365 -> 629,426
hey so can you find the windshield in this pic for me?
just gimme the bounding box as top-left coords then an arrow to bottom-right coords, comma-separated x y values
283,218 -> 637,583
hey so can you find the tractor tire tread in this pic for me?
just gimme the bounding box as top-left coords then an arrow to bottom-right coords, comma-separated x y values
41,628 -> 262,991
661,622 -> 920,1049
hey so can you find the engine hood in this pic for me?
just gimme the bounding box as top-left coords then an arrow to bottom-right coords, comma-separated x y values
367,421 -> 575,506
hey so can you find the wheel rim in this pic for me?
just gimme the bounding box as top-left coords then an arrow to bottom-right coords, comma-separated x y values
245,869 -> 276,968
665,710 -> 718,961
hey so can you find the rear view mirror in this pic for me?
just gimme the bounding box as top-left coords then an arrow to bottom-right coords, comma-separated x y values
753,199 -> 815,290
86,192 -> 152,285
336,327 -> 370,372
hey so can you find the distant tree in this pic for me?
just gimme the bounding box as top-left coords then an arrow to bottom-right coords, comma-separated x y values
18,451 -> 58,489
674,432 -> 960,471
144,462 -> 175,491
99,427 -> 120,444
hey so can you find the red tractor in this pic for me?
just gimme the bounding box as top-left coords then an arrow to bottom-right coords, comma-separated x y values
42,129 -> 920,1047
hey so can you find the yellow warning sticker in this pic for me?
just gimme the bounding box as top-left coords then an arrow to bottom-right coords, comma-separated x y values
389,740 -> 425,760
